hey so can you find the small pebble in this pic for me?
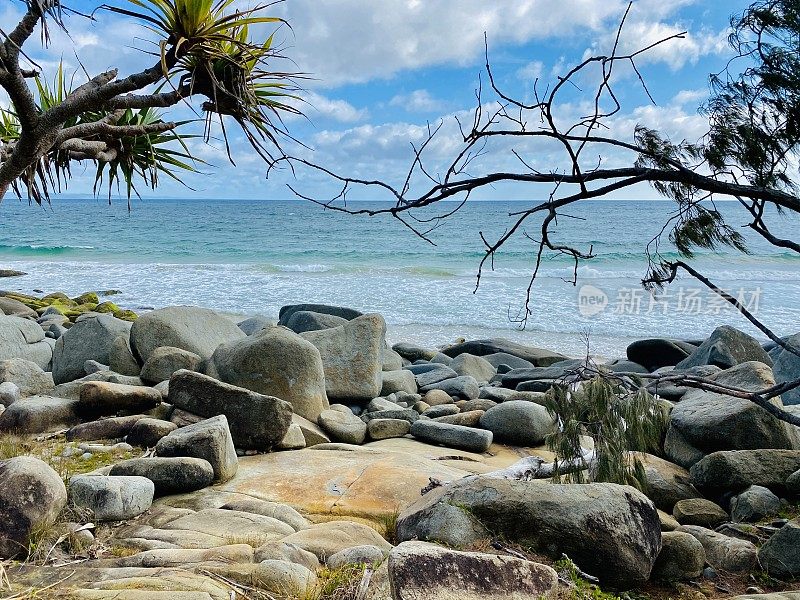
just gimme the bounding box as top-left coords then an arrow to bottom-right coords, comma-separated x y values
81,452 -> 93,460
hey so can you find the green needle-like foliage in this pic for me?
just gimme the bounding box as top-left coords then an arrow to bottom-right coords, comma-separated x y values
545,376 -> 668,488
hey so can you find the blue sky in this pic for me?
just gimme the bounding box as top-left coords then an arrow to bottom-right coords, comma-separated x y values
1,0 -> 752,201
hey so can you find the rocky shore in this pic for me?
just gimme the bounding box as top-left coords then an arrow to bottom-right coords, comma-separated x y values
0,291 -> 799,599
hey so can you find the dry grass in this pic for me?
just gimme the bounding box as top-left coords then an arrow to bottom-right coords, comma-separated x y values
0,433 -> 136,484
304,563 -> 368,600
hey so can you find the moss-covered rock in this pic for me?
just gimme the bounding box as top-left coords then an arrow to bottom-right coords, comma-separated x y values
72,292 -> 100,305
114,309 -> 138,321
100,289 -> 122,296
42,292 -> 71,303
95,301 -> 120,314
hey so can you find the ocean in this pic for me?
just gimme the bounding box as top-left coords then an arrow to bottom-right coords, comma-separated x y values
0,198 -> 798,358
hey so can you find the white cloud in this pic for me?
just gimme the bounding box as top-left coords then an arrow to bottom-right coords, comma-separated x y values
270,0 -> 683,87
303,92 -> 368,123
389,90 -> 446,113
517,61 -> 544,82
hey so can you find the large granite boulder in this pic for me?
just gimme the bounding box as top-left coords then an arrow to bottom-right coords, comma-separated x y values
51,314 -> 132,383
758,519 -> 800,578
636,453 -> 701,512
627,338 -> 697,371
140,346 -> 201,384
278,303 -> 362,326
301,314 -> 385,401
0,315 -> 53,369
168,369 -> 292,449
676,326 -> 772,370
689,449 -> 800,495
317,407 -> 367,445
442,338 -> 567,366
0,456 -> 67,558
130,306 -> 245,363
398,478 -> 661,588
285,310 -> 347,334
0,358 -> 54,396
666,362 -> 799,466
211,326 -> 329,422
677,525 -> 758,572
0,395 -> 80,433
450,353 -> 496,382
76,381 -> 161,418
479,400 -> 555,446
388,541 -> 559,600
68,474 -> 154,521
156,415 -> 238,482
770,333 -> 800,405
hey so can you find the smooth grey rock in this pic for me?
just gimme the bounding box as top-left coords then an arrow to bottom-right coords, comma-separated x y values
110,457 -> 214,495
278,303 -> 362,326
361,408 -> 419,424
414,365 -> 458,388
130,305 -> 245,362
422,404 -> 460,418
442,338 -> 568,367
788,469 -> 800,496
388,541 -> 558,600
420,375 -> 480,400
211,326 -> 329,422
627,338 -> 697,371
0,358 -> 53,397
730,485 -> 781,522
285,310 -> 347,333
758,519 -> 800,578
69,475 -> 154,521
672,498 -> 728,527
0,315 -> 52,369
51,314 -> 131,383
677,525 -> 758,572
367,418 -> 411,440
398,478 -> 661,588
126,417 -> 177,447
318,408 -> 367,445
482,352 -> 534,370
652,531 -> 706,581
156,414 -> 238,482
690,449 -> 800,494
676,326 -> 772,370
301,314 -> 386,401
109,335 -> 141,376
168,369 -> 292,450
0,456 -> 67,558
0,381 -> 20,406
668,362 -> 798,460
435,410 -> 485,427
66,414 -> 148,441
392,342 -> 437,362
254,541 -> 320,570
410,420 -> 492,452
381,347 -> 404,371
140,346 -> 201,384
479,400 -> 555,446
76,381 -> 161,418
380,370 -> 417,396
0,395 -> 80,433
0,297 -> 37,318
450,353 -> 496,382
237,315 -> 274,336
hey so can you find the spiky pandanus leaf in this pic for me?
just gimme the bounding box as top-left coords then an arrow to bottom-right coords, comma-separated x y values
100,0 -> 302,161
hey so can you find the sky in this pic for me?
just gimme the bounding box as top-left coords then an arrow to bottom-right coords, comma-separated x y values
0,0 -> 752,202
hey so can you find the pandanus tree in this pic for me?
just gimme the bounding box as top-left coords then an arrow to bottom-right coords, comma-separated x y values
0,0 -> 300,203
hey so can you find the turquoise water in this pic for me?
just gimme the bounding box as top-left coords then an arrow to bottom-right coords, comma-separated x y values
0,198 -> 798,357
